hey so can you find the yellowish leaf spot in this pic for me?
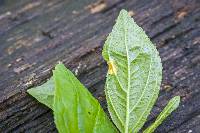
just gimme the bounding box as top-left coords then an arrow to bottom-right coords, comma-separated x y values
108,59 -> 117,75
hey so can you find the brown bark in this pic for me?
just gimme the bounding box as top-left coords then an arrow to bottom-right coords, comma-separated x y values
0,0 -> 199,132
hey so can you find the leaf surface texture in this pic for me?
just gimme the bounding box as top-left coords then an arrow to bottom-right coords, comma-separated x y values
53,63 -> 117,133
27,78 -> 54,108
103,10 -> 162,133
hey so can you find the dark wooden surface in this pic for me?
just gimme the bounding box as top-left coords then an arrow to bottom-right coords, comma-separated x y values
0,0 -> 199,132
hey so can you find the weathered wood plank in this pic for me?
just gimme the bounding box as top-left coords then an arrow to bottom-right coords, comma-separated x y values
0,0 -> 199,132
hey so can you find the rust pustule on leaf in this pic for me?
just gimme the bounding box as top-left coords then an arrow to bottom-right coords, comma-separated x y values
108,59 -> 117,75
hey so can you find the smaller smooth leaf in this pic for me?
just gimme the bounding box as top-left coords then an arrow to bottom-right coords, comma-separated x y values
27,78 -> 54,109
143,96 -> 180,133
53,63 -> 117,133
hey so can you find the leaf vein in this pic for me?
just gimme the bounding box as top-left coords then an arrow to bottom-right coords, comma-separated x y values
129,54 -> 152,114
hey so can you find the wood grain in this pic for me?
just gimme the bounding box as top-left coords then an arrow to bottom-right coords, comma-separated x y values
0,0 -> 199,132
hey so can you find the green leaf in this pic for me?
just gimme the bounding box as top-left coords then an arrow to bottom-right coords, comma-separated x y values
53,63 -> 117,133
102,9 -> 162,133
27,78 -> 54,109
143,96 -> 180,133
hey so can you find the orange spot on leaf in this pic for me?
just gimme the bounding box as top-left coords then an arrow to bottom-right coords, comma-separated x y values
108,60 -> 117,75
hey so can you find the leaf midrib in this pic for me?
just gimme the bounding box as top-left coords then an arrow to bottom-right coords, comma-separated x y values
122,13 -> 131,133
65,70 -> 79,132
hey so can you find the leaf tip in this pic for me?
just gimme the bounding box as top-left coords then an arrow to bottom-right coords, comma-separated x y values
27,87 -> 37,97
119,9 -> 128,15
27,88 -> 32,95
119,9 -> 134,19
173,96 -> 181,106
54,62 -> 66,71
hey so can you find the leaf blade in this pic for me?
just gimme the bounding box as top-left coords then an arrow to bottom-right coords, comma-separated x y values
103,9 -> 162,133
53,63 -> 117,133
27,78 -> 54,109
143,96 -> 180,133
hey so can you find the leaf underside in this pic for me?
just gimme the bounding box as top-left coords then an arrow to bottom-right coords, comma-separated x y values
53,64 -> 117,133
102,10 -> 162,133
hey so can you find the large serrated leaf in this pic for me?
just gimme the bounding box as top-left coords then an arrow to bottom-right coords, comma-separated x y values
53,63 -> 117,133
144,96 -> 180,133
102,10 -> 162,133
